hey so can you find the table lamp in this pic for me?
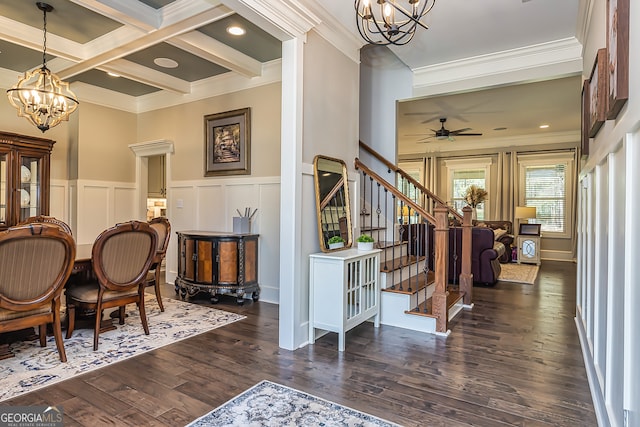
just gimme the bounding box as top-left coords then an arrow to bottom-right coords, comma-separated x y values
515,206 -> 537,234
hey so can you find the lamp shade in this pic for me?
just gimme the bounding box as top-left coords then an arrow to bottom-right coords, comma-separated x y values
515,206 -> 537,219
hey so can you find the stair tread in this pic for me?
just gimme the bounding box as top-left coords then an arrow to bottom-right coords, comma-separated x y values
404,290 -> 465,318
382,271 -> 435,294
361,226 -> 386,232
375,240 -> 406,250
380,255 -> 425,272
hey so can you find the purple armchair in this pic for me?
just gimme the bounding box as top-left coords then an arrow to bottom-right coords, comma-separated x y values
401,224 -> 505,285
449,227 -> 505,285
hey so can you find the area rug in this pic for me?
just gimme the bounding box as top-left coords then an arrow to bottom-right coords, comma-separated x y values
0,296 -> 245,402
187,380 -> 400,427
498,262 -> 539,285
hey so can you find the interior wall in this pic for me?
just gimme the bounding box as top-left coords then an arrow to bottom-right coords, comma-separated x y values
75,103 -> 137,182
137,83 -> 283,305
286,30 -> 360,349
576,0 -> 640,425
359,44 -> 412,178
137,83 -> 281,180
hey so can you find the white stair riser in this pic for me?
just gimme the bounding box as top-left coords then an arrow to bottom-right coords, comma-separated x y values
379,291 -> 436,333
377,244 -> 410,260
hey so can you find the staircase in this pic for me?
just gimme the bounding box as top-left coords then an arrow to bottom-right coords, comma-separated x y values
355,142 -> 474,335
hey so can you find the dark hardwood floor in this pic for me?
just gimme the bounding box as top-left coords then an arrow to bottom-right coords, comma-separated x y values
5,261 -> 596,426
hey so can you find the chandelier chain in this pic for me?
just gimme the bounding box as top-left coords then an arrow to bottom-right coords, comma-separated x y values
41,5 -> 47,68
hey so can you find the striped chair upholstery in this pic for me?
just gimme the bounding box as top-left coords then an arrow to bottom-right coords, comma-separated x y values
65,221 -> 157,350
0,224 -> 76,362
146,217 -> 171,312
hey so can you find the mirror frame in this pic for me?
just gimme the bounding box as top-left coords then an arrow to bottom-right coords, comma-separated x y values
313,155 -> 353,252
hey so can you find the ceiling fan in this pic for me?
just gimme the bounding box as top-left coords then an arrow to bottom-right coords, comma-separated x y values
418,118 -> 483,142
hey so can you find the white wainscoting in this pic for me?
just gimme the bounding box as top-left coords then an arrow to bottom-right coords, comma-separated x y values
47,177 -> 281,304
70,180 -> 137,245
165,176 -> 281,304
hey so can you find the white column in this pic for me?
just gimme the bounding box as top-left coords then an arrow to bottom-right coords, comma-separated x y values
279,37 -> 305,350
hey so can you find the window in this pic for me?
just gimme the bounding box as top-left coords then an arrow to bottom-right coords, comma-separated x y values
397,161 -> 423,223
451,169 -> 486,219
444,158 -> 492,221
519,152 -> 575,237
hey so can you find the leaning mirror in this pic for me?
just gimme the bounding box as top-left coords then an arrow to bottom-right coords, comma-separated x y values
313,155 -> 352,252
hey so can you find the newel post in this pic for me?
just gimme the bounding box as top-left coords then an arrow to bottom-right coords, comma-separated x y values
433,203 -> 449,333
460,206 -> 473,305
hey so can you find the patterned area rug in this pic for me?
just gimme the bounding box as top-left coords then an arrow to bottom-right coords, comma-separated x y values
0,296 -> 245,402
499,262 -> 539,285
187,380 -> 400,427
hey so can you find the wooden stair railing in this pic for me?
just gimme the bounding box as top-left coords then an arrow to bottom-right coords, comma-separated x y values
355,158 -> 473,333
358,142 -> 473,304
359,141 -> 462,221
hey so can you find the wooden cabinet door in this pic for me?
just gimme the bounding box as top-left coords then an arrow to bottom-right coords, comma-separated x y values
218,240 -> 238,284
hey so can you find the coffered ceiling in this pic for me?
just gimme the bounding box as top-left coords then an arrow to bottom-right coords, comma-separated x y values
0,0 -> 282,112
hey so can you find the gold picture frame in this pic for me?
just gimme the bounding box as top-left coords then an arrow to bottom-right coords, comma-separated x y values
205,108 -> 251,176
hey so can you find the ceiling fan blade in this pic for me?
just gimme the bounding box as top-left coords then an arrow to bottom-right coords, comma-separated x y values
417,136 -> 435,142
454,133 -> 483,136
450,127 -> 472,134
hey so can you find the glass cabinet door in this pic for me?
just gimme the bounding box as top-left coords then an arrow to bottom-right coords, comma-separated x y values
18,154 -> 44,223
0,152 -> 7,227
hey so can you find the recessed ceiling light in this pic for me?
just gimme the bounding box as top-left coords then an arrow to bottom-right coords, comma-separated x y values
107,72 -> 120,77
493,127 -> 507,131
227,26 -> 245,36
539,124 -> 550,129
154,57 -> 179,68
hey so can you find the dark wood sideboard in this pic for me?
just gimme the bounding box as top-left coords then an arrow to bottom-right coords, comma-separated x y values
175,231 -> 259,305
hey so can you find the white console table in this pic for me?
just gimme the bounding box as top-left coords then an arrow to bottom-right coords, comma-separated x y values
309,248 -> 381,351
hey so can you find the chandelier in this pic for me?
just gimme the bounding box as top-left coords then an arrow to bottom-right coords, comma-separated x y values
7,2 -> 79,133
355,0 -> 436,46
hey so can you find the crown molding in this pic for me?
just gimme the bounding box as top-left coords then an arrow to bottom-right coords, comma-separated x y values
400,131 -> 581,156
135,59 -> 282,113
412,38 -> 583,97
298,1 -> 364,65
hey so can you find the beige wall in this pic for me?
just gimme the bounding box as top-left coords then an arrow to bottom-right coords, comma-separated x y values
75,103 -> 137,182
137,83 -> 282,181
302,31 -> 360,168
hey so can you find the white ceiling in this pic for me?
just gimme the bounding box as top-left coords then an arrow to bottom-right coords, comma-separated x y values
319,0 -> 585,155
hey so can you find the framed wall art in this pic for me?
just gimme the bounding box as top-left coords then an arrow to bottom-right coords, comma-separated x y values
581,79 -> 589,158
606,0 -> 629,119
204,108 -> 251,176
588,48 -> 606,138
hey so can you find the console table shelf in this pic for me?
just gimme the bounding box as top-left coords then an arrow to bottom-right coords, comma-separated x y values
309,248 -> 381,351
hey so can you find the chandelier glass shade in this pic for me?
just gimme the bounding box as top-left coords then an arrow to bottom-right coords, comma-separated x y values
355,0 -> 436,46
6,2 -> 78,133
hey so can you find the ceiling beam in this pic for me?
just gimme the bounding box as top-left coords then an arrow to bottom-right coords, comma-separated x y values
69,0 -> 160,31
56,5 -> 234,80
168,31 -> 262,77
100,59 -> 191,93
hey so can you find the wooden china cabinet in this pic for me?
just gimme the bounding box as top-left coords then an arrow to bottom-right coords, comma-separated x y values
0,131 -> 54,230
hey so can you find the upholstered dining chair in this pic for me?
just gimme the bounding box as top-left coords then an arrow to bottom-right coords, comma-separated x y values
18,215 -> 72,236
0,224 -> 76,362
146,217 -> 171,312
65,221 -> 157,350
